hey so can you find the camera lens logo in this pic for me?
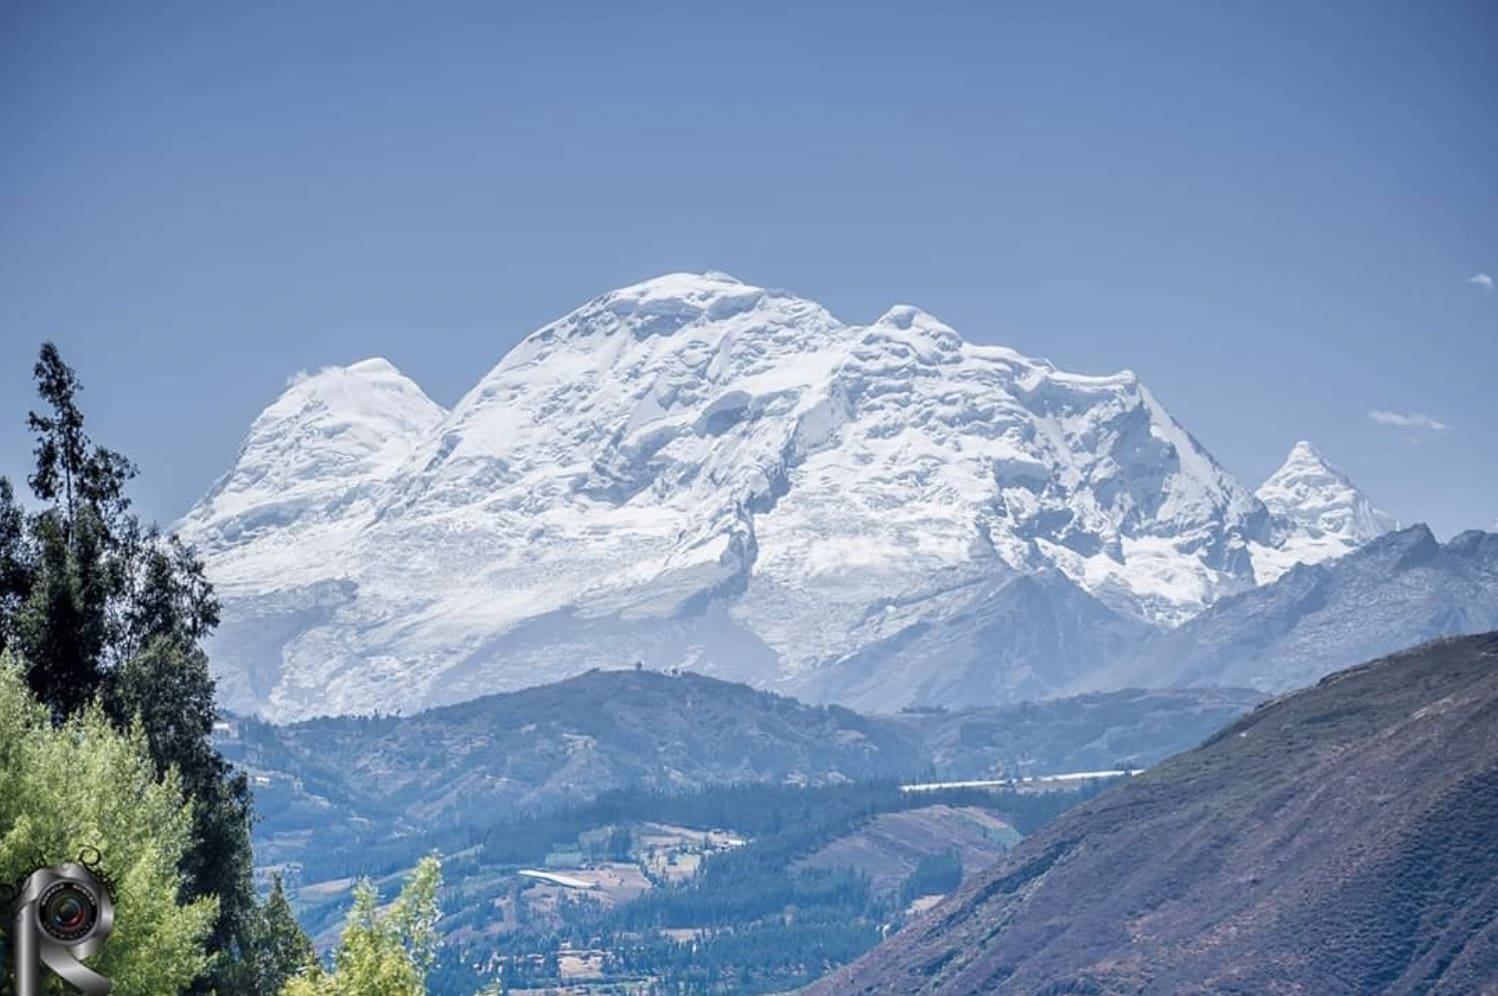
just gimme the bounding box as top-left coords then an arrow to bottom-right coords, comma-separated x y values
10,863 -> 115,995
41,882 -> 100,943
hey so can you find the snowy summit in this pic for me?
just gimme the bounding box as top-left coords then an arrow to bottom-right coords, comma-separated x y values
178,273 -> 1390,720
1251,440 -> 1397,583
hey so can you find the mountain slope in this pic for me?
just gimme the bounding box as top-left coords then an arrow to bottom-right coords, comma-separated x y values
180,273 -> 1385,720
796,570 -> 1158,712
185,357 -> 445,563
1093,526 -> 1498,693
226,670 -> 1260,821
811,631 -> 1498,996
234,669 -> 926,824
220,670 -> 1261,876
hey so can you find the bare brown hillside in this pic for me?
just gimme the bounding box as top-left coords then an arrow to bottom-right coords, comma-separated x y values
811,632 -> 1498,995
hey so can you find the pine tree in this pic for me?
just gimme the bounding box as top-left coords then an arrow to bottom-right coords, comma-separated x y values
7,343 -> 137,717
14,506 -> 112,718
25,342 -> 135,542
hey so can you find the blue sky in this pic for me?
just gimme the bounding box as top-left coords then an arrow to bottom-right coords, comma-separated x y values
2,1 -> 1494,534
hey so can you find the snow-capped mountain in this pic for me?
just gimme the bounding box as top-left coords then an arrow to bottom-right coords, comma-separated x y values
1084,526 -> 1498,694
191,358 -> 445,573
179,273 -> 1387,720
1249,440 -> 1397,583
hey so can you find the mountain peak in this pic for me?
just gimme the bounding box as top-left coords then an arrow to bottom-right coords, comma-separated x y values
502,271 -> 809,354
183,275 -> 1307,718
285,355 -> 405,385
267,357 -> 444,446
178,357 -> 445,559
611,270 -> 749,296
272,358 -> 440,426
875,304 -> 945,330
600,271 -> 763,319
1285,439 -> 1325,464
1251,441 -> 1396,582
1258,440 -> 1390,533
343,356 -> 402,376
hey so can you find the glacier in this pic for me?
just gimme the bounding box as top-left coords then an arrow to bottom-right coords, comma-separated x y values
178,272 -> 1395,720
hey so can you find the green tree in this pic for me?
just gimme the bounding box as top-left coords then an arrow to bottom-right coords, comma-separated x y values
898,848 -> 963,905
0,655 -> 216,995
10,343 -> 137,717
606,824 -> 633,861
0,343 -> 253,994
13,506 -> 113,719
236,874 -> 316,995
282,856 -> 444,996
25,343 -> 135,540
0,479 -> 32,656
105,635 -> 254,971
3,343 -> 221,709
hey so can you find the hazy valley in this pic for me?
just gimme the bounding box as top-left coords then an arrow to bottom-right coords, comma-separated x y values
175,274 -> 1498,993
217,671 -> 1260,989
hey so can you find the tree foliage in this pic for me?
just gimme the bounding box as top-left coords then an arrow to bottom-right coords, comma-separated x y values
0,656 -> 216,995
899,848 -> 963,904
237,874 -> 317,996
105,635 -> 254,966
282,856 -> 443,996
2,345 -> 221,704
0,343 -> 287,994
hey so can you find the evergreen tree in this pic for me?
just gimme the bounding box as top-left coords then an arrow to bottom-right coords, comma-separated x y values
106,635 -> 255,979
606,824 -> 633,861
0,343 -> 255,993
241,875 -> 316,995
24,343 -> 135,541
0,478 -> 30,655
117,533 -> 218,657
6,343 -> 137,716
13,506 -> 112,718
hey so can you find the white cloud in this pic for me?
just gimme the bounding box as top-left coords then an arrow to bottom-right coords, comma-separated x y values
1368,409 -> 1449,432
1470,272 -> 1494,290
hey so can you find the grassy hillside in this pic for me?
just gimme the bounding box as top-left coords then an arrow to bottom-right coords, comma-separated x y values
813,632 -> 1498,995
